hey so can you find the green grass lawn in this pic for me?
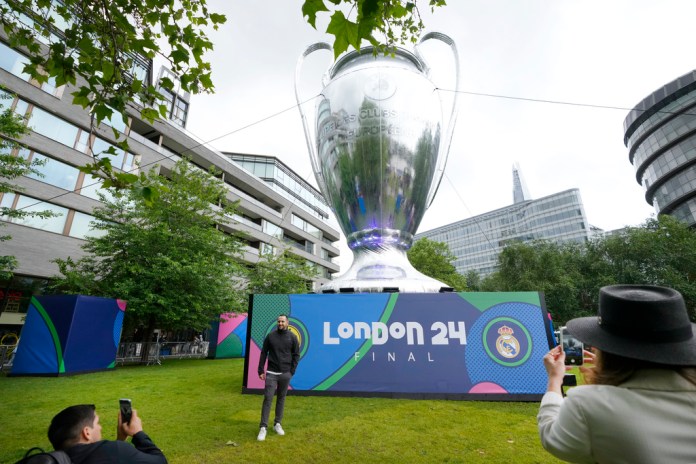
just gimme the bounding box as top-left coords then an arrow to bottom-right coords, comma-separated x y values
0,359 -> 566,463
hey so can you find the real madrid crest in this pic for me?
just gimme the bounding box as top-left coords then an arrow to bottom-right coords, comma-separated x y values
495,325 -> 520,359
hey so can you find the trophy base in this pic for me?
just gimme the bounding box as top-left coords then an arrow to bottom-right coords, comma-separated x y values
319,247 -> 452,293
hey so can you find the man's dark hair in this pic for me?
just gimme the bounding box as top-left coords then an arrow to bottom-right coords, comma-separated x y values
48,404 -> 96,450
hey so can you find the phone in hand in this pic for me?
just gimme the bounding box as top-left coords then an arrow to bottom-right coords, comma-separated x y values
559,326 -> 584,366
119,398 -> 132,424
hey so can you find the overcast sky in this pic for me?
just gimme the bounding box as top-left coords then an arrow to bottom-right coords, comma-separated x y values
181,1 -> 696,273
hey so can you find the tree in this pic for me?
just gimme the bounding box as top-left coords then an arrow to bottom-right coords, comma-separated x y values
587,216 -> 696,321
481,240 -> 590,324
464,270 -> 482,291
51,159 -> 248,352
247,249 -> 318,295
0,90 -> 54,279
407,237 -> 467,291
481,215 -> 696,325
303,0 -> 447,57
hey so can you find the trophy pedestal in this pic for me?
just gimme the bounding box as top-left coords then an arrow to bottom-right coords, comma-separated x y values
319,247 -> 451,293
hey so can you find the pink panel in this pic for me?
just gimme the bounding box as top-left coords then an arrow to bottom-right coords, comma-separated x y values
246,340 -> 293,390
468,382 -> 508,394
217,312 -> 247,344
247,341 -> 264,389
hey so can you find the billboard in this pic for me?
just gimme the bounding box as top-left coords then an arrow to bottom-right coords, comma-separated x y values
243,292 -> 555,400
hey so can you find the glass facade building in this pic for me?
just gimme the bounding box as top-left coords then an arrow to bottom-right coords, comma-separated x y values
623,70 -> 696,227
226,153 -> 330,221
416,189 -> 591,276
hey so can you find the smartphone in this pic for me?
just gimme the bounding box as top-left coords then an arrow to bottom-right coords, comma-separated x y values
119,398 -> 132,424
559,326 -> 584,366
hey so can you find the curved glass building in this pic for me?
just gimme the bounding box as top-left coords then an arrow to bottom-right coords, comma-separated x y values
623,70 -> 696,227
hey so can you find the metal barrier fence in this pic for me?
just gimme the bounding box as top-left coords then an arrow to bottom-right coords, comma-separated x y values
116,341 -> 209,365
0,341 -> 209,372
0,345 -> 15,373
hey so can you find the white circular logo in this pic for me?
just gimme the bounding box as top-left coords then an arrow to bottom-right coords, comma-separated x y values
364,74 -> 397,100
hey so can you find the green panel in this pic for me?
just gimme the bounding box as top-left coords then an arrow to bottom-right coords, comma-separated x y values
250,295 -> 291,346
216,334 -> 244,358
30,296 -> 65,374
457,292 -> 542,312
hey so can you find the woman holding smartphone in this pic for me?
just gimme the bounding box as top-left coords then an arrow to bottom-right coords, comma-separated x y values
538,284 -> 696,464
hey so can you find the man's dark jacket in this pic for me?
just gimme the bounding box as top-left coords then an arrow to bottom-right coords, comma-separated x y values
258,328 -> 300,375
64,431 -> 167,464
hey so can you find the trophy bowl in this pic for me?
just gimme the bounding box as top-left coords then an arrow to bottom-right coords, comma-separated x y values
295,33 -> 460,293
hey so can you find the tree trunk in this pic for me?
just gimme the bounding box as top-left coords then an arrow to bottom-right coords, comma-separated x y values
139,315 -> 157,363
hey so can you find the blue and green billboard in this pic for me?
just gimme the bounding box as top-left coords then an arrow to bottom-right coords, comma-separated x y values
244,292 -> 555,400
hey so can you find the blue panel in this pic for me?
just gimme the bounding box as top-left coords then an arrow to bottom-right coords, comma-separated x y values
65,296 -> 120,372
11,302 -> 59,375
40,294 -> 78,352
233,317 -> 248,357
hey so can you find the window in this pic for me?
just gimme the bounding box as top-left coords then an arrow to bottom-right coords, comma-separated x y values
260,242 -> 276,256
291,214 -> 304,229
262,220 -> 283,239
78,177 -> 115,203
171,98 -> 188,126
69,211 -> 105,239
19,149 -> 79,191
29,107 -> 79,148
0,41 -> 31,80
0,41 -> 63,96
4,194 -> 67,234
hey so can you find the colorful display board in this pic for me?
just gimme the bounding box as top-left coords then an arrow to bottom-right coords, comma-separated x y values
244,292 -> 555,400
11,295 -> 126,376
208,312 -> 248,359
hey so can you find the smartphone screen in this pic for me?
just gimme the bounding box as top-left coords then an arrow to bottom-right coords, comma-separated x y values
119,398 -> 132,424
560,327 -> 584,366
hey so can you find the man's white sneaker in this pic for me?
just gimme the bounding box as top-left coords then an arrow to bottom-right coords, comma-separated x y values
273,423 -> 285,436
257,427 -> 267,441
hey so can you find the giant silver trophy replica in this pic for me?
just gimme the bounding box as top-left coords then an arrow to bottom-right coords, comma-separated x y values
295,33 -> 459,293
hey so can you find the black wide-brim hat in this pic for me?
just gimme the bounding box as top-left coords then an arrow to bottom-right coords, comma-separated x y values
566,284 -> 696,366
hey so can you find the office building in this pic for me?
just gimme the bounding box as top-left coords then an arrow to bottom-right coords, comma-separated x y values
416,167 -> 591,276
0,33 -> 340,330
623,70 -> 696,227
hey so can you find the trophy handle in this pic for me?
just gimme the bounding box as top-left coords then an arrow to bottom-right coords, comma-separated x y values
294,42 -> 333,195
415,32 -> 460,209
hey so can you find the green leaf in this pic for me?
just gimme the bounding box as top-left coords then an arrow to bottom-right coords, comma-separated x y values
171,47 -> 189,64
115,172 -> 139,184
140,108 -> 159,123
93,104 -> 114,125
327,11 -> 359,58
131,78 -> 143,94
360,0 -> 381,17
302,0 -> 329,28
101,60 -> 115,82
209,13 -> 226,24
71,91 -> 91,109
158,76 -> 175,91
199,73 -> 213,91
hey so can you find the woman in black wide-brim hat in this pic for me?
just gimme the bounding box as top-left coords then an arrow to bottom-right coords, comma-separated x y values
537,285 -> 696,464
